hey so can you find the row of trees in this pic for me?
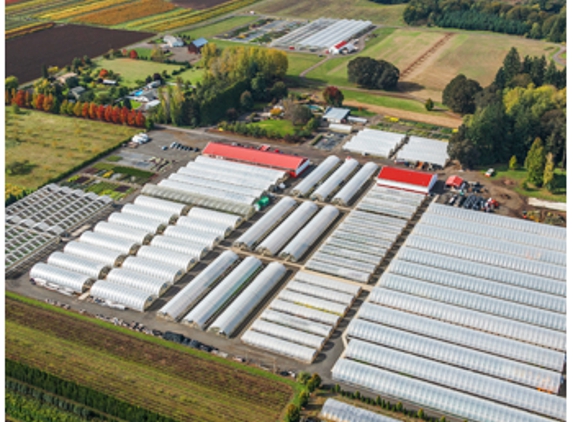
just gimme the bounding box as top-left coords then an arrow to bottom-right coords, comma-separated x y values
347,57 -> 400,90
403,0 -> 566,41
522,138 -> 557,190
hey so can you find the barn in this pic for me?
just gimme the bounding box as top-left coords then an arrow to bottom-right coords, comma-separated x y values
188,37 -> 208,54
376,166 -> 437,194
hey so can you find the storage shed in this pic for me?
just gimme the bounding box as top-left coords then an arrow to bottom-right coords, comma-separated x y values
188,37 -> 208,54
322,107 -> 350,123
445,175 -> 464,189
376,166 -> 437,195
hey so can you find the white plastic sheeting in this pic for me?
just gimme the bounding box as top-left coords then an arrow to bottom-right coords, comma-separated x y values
357,197 -> 419,220
157,250 -> 239,321
320,399 -> 401,422
179,165 -> 274,191
324,237 -> 387,258
177,216 -> 232,238
332,359 -> 556,422
183,256 -> 262,330
260,309 -> 333,337
136,245 -> 196,272
279,205 -> 339,262
150,236 -> 209,260
122,256 -> 183,284
256,201 -> 318,256
293,271 -> 361,296
133,195 -> 187,215
291,156 -> 341,197
347,320 -> 562,393
121,203 -> 178,225
310,158 -> 359,201
93,222 -> 152,245
320,244 -> 382,266
30,262 -> 92,293
312,251 -> 376,274
90,280 -> 155,312
278,290 -> 347,316
108,212 -> 166,234
163,225 -> 220,248
187,207 -> 242,229
64,241 -> 125,267
305,259 -> 371,284
331,162 -> 379,206
159,179 -> 257,205
210,262 -> 286,337
47,252 -> 109,280
286,280 -> 355,305
195,155 -> 286,183
343,128 -> 404,158
241,330 -> 317,364
106,268 -> 169,297
78,231 -> 139,255
250,320 -> 325,349
169,172 -> 263,199
395,136 -> 449,167
358,302 -> 565,372
270,299 -> 340,326
234,197 -> 297,250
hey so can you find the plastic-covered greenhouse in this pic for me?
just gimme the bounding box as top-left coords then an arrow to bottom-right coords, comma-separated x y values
319,244 -> 382,266
93,222 -> 152,245
279,205 -> 339,262
163,225 -> 221,248
343,129 -> 404,158
332,359 -> 558,422
331,162 -> 379,206
395,135 -> 449,167
337,222 -> 400,241
256,201 -> 318,256
396,247 -> 566,297
310,158 -> 359,201
311,251 -> 376,274
183,256 -> 262,330
177,216 -> 232,238
136,245 -> 196,272
286,281 -> 355,305
293,271 -> 361,296
47,251 -> 109,280
108,212 -> 166,234
195,155 -> 286,182
180,164 -> 275,191
64,241 -> 125,267
134,195 -> 188,216
187,207 -> 242,229
291,155 -> 341,197
150,236 -> 209,260
347,320 -> 562,393
358,302 -> 565,372
233,197 -> 297,250
305,259 -> 371,284
260,309 -> 333,337
106,268 -> 169,297
30,262 -> 93,293
249,320 -> 325,349
377,273 -> 565,332
320,399 -> 401,422
349,209 -> 410,227
90,280 -> 155,312
386,260 -> 565,314
157,250 -> 239,321
323,238 -> 387,258
344,340 -> 565,420
270,299 -> 340,326
158,179 -> 257,206
122,256 -> 184,284
278,290 -> 348,316
121,203 -> 179,225
169,172 -> 264,199
78,231 -> 140,255
210,262 -> 286,337
331,230 -> 392,248
357,198 -> 419,220
241,330 -> 317,364
369,288 -> 566,352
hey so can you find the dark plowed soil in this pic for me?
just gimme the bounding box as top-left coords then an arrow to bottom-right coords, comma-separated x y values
172,0 -> 231,10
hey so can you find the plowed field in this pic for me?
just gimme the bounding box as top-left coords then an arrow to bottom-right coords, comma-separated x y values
173,0 -> 230,9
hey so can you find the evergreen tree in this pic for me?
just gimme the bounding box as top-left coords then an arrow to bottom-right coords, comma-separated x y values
425,98 -> 434,111
41,63 -> 49,79
543,152 -> 555,190
544,61 -> 558,86
503,48 -> 521,83
240,91 -> 254,111
525,138 -> 546,187
509,155 -> 518,170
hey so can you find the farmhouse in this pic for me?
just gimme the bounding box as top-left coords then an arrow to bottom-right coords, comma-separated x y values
323,107 -> 350,124
328,40 -> 356,55
188,37 -> 208,54
164,35 -> 184,48
376,166 -> 437,194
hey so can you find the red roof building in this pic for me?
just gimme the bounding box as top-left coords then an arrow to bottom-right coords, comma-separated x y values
376,166 -> 437,194
445,175 -> 464,189
202,142 -> 310,177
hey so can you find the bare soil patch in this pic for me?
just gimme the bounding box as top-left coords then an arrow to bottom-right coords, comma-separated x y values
172,0 -> 231,9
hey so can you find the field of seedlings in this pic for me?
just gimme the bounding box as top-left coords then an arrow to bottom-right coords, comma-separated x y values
6,295 -> 295,422
73,0 -> 177,26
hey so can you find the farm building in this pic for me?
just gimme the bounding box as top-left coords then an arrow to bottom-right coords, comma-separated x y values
69,86 -> 86,100
164,35 -> 184,47
188,37 -> 208,54
395,135 -> 450,168
376,166 -> 437,194
323,107 -> 350,123
328,40 -> 356,55
202,142 -> 310,177
445,175 -> 464,189
343,128 -> 405,158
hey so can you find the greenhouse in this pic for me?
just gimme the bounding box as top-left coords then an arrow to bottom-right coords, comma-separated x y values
286,280 -> 355,306
346,321 -> 562,393
332,359 -> 559,422
331,230 -> 390,248
79,231 -> 140,255
209,262 -> 286,337
358,302 -> 565,372
133,195 -> 188,216
183,256 -> 262,330
47,251 -> 110,280
293,271 -> 361,296
395,135 -> 449,167
90,280 -> 155,312
291,155 -> 341,197
108,212 -> 166,234
30,262 -> 93,293
357,199 -> 418,220
386,260 -> 566,314
169,173 -> 264,200
249,320 -> 325,349
177,216 -> 232,238
311,251 -> 377,274
159,179 -> 257,206
150,236 -> 209,260
64,241 -> 125,267
121,256 -> 184,284
279,205 -> 339,262
343,129 -> 404,158
305,259 -> 371,284
320,399 -> 401,422
260,309 -> 333,337
157,250 -> 239,321
318,244 -> 382,266
368,288 -> 566,351
187,207 -> 242,229
106,268 -> 169,297
163,225 -> 221,248
348,209 -> 409,227
93,222 -> 152,245
233,197 -> 297,250
331,162 -> 379,206
395,247 -> 566,297
195,155 -> 287,182
310,158 -> 359,202
241,330 -> 317,364
5,224 -> 56,271
338,221 -> 402,240
256,201 -> 318,256
323,238 -> 388,258
180,165 -> 275,191
278,290 -> 348,316
136,245 -> 196,272
269,299 -> 340,326
121,203 -> 178,225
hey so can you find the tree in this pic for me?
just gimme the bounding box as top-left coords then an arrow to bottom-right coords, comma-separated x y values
151,46 -> 165,62
322,86 -> 344,106
448,135 -> 481,169
418,409 -> 425,419
425,98 -> 434,111
306,374 -> 321,392
298,390 -> 309,408
509,155 -> 518,170
41,63 -> 49,79
296,372 -> 311,384
73,101 -> 82,117
135,111 -> 145,127
284,99 -> 313,125
543,152 -> 555,190
72,57 -> 82,73
270,81 -> 288,101
6,76 -> 19,91
11,103 -> 20,114
65,76 -> 79,89
347,57 -> 400,90
104,105 -> 113,122
524,138 -> 545,187
442,74 -> 482,114
503,48 -> 521,83
334,384 -> 341,393
240,91 -> 254,111
35,93 -> 45,110
82,102 -> 89,118
129,50 -> 138,59
285,404 -> 299,422
88,102 -> 98,119
99,69 -> 109,78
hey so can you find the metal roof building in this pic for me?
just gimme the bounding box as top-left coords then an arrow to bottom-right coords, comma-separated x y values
343,128 -> 405,158
322,107 -> 350,123
376,166 -> 437,194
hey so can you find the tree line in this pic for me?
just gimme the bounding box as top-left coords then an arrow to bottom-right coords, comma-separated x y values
403,0 -> 566,41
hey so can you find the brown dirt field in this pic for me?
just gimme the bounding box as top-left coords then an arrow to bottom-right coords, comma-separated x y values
6,24 -> 153,83
172,0 -> 231,9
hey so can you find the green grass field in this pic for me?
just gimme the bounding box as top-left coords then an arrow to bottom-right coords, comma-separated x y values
177,15 -> 259,39
5,109 -> 138,190
342,90 -> 430,114
286,52 -> 324,77
249,119 -> 296,136
488,165 -> 566,203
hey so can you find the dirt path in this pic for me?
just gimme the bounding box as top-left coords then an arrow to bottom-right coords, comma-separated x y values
401,32 -> 455,79
553,45 -> 566,67
300,56 -> 332,77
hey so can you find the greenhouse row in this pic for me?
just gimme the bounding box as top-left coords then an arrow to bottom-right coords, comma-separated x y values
195,155 -> 286,184
133,195 -> 189,216
260,309 -> 333,337
5,224 -> 56,270
106,267 -> 168,296
270,298 -> 341,326
319,398 -> 400,422
94,221 -> 153,245
136,245 -> 196,272
169,172 -> 263,200
310,158 -> 359,202
368,184 -> 426,206
278,290 -> 348,316
122,256 -> 183,284
248,320 -> 326,349
90,280 -> 156,312
331,162 -> 379,206
177,215 -> 232,238
343,340 -> 565,420
108,212 -> 166,235
121,203 -> 179,225
357,302 -> 565,372
79,230 -> 140,255
291,156 -> 340,197
343,129 -> 404,158
305,260 -> 371,284
285,280 -> 355,306
395,135 -> 450,167
30,262 -> 93,293
293,270 -> 361,296
159,179 -> 257,206
241,330 -> 317,364
332,359 -> 560,422
357,196 -> 419,220
47,251 -> 110,280
150,236 -> 209,259
64,241 -> 126,267
346,320 -> 562,393
163,225 -> 220,248
180,165 -> 274,192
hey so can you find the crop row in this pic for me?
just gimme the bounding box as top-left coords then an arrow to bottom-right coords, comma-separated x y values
124,7 -> 190,29
73,0 -> 176,26
39,0 -> 132,21
7,0 -> 85,18
5,22 -> 55,40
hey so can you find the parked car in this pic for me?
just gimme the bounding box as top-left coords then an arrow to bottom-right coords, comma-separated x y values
485,168 -> 495,177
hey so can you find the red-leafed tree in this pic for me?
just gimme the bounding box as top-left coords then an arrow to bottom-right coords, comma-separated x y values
135,111 -> 145,127
12,90 -> 26,108
96,104 -> 106,120
122,49 -> 128,57
88,102 -> 98,119
43,95 -> 53,112
99,69 -> 109,78
129,50 -> 138,59
120,106 -> 129,124
104,105 -> 113,122
127,109 -> 136,126
24,90 -> 32,108
111,106 -> 121,124
35,93 -> 45,110
322,86 -> 344,107
82,102 -> 90,118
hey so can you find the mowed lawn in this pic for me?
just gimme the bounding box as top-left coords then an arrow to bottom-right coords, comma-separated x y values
286,52 -> 324,77
249,119 -> 296,136
97,58 -> 204,86
177,15 -> 258,39
488,165 -> 566,203
5,109 -> 138,190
